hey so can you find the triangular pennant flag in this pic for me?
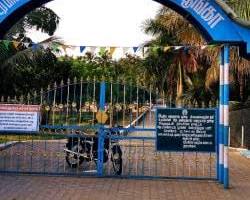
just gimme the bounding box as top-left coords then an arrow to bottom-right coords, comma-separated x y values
89,46 -> 97,54
207,44 -> 217,49
122,47 -> 130,55
3,40 -> 10,49
80,46 -> 86,53
23,42 -> 30,48
61,44 -> 69,53
133,47 -> 139,53
142,47 -> 145,57
109,47 -> 116,57
174,46 -> 183,50
99,47 -> 106,55
201,45 -> 207,50
12,41 -> 20,49
152,46 -> 159,53
51,42 -> 60,52
32,42 -> 39,51
163,46 -> 171,52
142,47 -> 150,57
41,43 -> 49,49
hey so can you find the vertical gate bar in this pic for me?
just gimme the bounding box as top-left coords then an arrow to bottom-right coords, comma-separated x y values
10,138 -> 13,170
24,137 -> 27,172
202,157 -> 205,177
195,152 -> 198,177
57,138 -> 60,173
60,80 -> 64,125
3,135 -> 7,171
175,156 -> 178,176
63,137 -> 66,173
142,89 -> 145,128
129,82 -> 132,126
128,140 -> 131,176
223,45 -> 230,189
108,137 -> 111,175
209,152 -> 212,178
43,139 -> 47,174
66,78 -> 70,125
46,85 -> 50,125
92,77 -> 96,125
149,85 -> 152,127
169,152 -> 171,176
123,83 -> 126,127
76,137 -> 80,175
182,152 -> 185,177
110,81 -> 113,127
142,139 -> 145,176
219,46 -> 224,183
79,77 -> 83,125
136,81 -> 139,126
97,80 -> 106,176
17,135 -> 21,172
155,151 -> 158,176
135,139 -> 138,175
52,82 -> 57,126
116,81 -> 119,125
73,77 -> 77,125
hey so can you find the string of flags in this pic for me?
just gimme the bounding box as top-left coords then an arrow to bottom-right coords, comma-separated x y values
0,39 -> 219,58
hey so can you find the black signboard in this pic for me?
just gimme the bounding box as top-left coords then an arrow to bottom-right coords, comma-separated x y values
156,108 -> 217,152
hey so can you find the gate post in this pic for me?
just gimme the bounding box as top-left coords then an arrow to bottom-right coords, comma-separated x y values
219,46 -> 224,184
223,45 -> 230,189
97,80 -> 106,176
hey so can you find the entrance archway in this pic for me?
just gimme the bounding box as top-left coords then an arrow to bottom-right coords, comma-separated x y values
1,0 -> 250,58
1,0 -> 249,189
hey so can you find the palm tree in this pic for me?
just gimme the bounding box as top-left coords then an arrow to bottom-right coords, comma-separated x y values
143,7 -> 208,106
143,3 -> 250,105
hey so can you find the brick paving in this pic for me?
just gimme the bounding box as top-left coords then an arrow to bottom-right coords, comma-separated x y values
0,149 -> 249,200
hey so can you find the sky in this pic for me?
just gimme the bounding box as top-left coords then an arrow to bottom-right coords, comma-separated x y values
29,0 -> 161,48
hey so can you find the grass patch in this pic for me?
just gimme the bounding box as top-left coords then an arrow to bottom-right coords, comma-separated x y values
0,134 -> 66,144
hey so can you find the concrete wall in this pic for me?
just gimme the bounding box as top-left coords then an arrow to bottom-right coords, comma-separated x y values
230,108 -> 250,149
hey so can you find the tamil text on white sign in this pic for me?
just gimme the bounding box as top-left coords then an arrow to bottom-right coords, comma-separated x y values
0,104 -> 40,133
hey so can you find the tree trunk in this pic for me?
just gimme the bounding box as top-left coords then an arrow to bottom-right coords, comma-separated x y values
176,63 -> 183,107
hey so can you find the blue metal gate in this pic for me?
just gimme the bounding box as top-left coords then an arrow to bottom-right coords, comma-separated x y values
0,78 -> 217,180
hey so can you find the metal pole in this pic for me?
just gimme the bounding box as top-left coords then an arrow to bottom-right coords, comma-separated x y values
219,46 -> 224,184
97,80 -> 106,176
223,44 -> 230,189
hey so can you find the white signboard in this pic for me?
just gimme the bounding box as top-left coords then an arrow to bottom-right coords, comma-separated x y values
0,104 -> 40,133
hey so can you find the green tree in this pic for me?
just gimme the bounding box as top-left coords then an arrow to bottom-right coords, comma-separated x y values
0,6 -> 60,97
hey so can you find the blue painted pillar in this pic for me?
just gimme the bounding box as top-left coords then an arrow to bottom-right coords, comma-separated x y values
97,80 -> 106,176
219,47 -> 224,184
223,45 -> 230,189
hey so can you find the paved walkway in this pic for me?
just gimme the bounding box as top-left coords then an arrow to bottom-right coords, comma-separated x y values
0,150 -> 249,200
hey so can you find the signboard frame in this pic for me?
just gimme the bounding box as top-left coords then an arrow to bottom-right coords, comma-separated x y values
0,104 -> 41,134
156,108 -> 218,153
